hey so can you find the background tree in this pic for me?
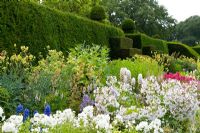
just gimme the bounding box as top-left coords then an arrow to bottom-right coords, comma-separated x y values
176,15 -> 200,46
100,0 -> 177,40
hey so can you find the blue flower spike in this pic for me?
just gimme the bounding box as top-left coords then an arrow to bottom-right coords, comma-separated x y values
23,108 -> 30,122
44,104 -> 51,116
16,104 -> 24,115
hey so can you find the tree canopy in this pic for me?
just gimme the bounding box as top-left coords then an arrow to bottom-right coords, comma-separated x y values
176,15 -> 200,46
100,0 -> 177,40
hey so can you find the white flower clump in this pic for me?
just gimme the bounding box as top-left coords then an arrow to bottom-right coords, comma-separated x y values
0,106 -> 5,122
120,68 -> 134,92
74,106 -> 112,132
75,106 -> 94,127
93,114 -> 112,132
138,73 -> 143,84
2,115 -> 23,133
163,80 -> 199,120
120,68 -> 131,84
94,68 -> 136,115
136,118 -> 163,133
94,85 -> 120,114
139,76 -> 167,120
30,108 -> 75,132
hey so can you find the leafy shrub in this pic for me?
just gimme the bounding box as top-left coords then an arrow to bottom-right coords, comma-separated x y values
90,5 -> 106,21
0,87 -> 10,103
67,45 -> 109,113
168,59 -> 183,73
153,52 -> 197,73
193,46 -> 200,54
26,49 -> 72,113
103,55 -> 164,81
0,1 -> 124,57
109,37 -> 133,58
0,86 -> 10,117
0,46 -> 34,116
126,33 -> 168,53
167,42 -> 199,58
142,46 -> 156,56
122,18 -> 135,33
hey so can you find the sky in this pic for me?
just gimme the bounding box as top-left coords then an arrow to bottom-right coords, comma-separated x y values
157,0 -> 200,22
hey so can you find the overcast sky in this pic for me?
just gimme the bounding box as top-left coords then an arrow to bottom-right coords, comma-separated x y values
157,0 -> 200,22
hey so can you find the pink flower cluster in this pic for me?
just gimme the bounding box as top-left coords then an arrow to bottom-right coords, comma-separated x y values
164,72 -> 194,82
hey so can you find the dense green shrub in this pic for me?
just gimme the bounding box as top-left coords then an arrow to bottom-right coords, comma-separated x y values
126,33 -> 168,53
125,34 -> 142,49
67,45 -> 109,113
90,5 -> 106,21
26,50 -> 72,113
0,86 -> 10,116
121,19 -> 135,33
0,86 -> 10,103
0,1 -> 124,57
103,55 -> 164,81
142,46 -> 156,56
153,52 -> 197,73
167,42 -> 199,58
0,46 -> 34,116
168,59 -> 184,73
193,46 -> 200,54
109,37 -> 133,58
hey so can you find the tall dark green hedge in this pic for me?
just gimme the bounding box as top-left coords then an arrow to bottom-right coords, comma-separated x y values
0,1 -> 124,56
126,33 -> 168,53
167,42 -> 199,58
192,46 -> 200,55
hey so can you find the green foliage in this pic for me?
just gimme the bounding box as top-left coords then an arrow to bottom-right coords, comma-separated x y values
103,55 -> 164,81
0,86 -> 10,103
153,52 -> 197,73
109,37 -> 133,58
18,119 -> 31,133
193,46 -> 200,54
26,49 -> 72,113
126,33 -> 168,53
126,34 -> 142,49
42,0 -> 100,17
100,0 -> 176,40
122,19 -> 135,33
176,15 -> 200,46
167,42 -> 200,58
0,86 -> 11,117
67,45 -> 109,112
90,5 -> 106,21
142,46 -> 156,56
50,122 -> 97,133
168,59 -> 184,73
0,1 -> 124,57
193,109 -> 200,132
0,46 -> 34,116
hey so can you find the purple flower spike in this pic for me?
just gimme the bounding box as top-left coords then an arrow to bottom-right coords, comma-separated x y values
80,94 -> 95,112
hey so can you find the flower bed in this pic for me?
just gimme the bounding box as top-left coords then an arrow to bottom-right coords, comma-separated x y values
1,68 -> 200,133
